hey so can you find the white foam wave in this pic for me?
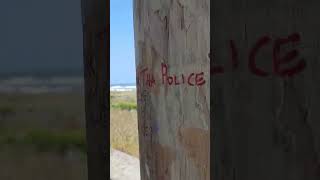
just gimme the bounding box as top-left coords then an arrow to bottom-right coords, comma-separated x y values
110,85 -> 136,92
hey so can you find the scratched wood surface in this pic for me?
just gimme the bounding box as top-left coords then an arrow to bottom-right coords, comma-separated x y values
81,0 -> 108,180
211,1 -> 320,180
133,0 -> 210,179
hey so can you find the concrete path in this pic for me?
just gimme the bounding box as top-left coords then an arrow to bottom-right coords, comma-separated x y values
110,149 -> 141,180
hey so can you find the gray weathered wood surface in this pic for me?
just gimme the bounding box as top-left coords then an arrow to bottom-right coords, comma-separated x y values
134,0 -> 210,179
211,1 -> 320,180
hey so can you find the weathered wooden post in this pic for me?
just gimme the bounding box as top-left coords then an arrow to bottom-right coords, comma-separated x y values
134,0 -> 210,179
211,1 -> 320,180
81,0 -> 108,180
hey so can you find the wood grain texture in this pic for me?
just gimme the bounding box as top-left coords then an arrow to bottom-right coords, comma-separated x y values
133,0 -> 210,179
211,1 -> 320,180
81,0 -> 109,180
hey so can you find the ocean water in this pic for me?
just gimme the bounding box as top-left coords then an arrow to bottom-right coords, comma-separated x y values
0,76 -> 84,94
110,85 -> 136,92
0,76 -> 136,93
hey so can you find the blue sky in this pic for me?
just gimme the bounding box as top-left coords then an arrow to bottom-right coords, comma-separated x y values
110,0 -> 136,85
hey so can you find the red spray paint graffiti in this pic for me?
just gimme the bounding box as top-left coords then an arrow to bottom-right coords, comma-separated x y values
137,63 -> 207,89
161,63 -> 205,86
212,32 -> 306,77
137,67 -> 156,88
137,33 -> 306,91
273,33 -> 306,77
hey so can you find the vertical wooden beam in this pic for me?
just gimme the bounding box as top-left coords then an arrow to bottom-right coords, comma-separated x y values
134,0 -> 210,179
211,1 -> 320,180
81,0 -> 109,180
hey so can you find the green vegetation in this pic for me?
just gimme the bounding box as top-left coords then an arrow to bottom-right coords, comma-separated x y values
111,102 -> 137,110
0,92 -> 87,180
110,91 -> 139,157
0,105 -> 16,119
0,90 -> 139,159
0,130 -> 86,153
0,92 -> 86,154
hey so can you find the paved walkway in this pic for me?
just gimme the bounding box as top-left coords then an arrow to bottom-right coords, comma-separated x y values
110,149 -> 141,180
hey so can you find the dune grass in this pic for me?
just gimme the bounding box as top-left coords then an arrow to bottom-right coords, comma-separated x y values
0,129 -> 86,153
0,92 -> 88,180
0,91 -> 139,158
110,91 -> 139,157
0,92 -> 86,154
111,102 -> 137,110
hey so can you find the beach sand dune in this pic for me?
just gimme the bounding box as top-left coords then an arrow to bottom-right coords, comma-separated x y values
110,149 -> 140,180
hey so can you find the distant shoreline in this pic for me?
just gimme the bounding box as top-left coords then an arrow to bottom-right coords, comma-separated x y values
0,76 -> 83,94
110,83 -> 136,86
110,84 -> 136,92
0,75 -> 137,93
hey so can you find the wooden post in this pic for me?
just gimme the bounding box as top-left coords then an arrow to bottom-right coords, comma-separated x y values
133,0 -> 210,179
211,1 -> 320,180
81,0 -> 108,180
